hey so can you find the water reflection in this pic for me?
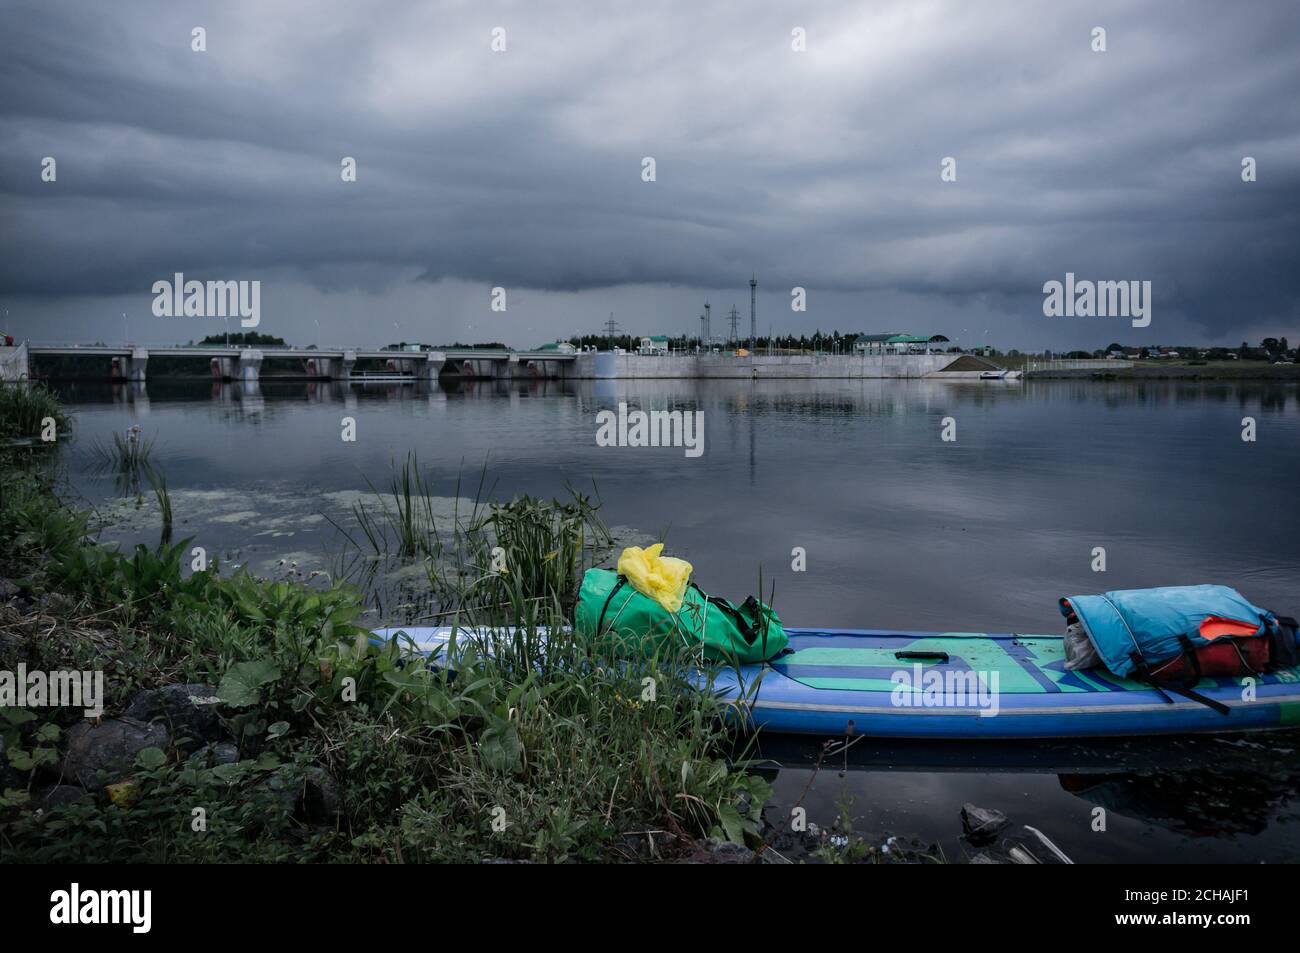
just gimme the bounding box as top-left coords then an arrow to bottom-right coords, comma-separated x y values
756,729 -> 1300,860
56,374 -> 1298,414
1058,770 -> 1293,838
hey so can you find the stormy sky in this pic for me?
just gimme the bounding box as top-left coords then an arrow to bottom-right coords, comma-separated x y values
1,0 -> 1297,351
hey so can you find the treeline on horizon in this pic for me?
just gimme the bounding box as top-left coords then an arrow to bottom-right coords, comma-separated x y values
23,331 -> 1295,378
555,333 -> 1294,361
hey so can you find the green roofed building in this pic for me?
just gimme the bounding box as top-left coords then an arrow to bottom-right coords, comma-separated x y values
855,332 -> 947,355
853,332 -> 952,355
638,335 -> 670,355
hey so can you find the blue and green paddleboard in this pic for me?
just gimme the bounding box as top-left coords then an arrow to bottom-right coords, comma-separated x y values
371,627 -> 1300,739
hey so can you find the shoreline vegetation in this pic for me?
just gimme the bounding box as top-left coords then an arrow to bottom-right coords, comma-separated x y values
1,384 -> 935,863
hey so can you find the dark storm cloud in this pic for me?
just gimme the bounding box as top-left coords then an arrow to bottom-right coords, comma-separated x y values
1,0 -> 1297,346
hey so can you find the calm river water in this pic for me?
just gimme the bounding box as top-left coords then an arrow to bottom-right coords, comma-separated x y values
51,375 -> 1300,863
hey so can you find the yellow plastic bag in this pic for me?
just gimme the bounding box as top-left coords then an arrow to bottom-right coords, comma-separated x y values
616,543 -> 693,613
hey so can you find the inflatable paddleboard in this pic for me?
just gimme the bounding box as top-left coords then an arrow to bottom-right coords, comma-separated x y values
371,626 -> 1300,739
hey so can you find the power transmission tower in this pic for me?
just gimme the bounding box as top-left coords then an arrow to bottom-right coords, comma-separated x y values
603,312 -> 622,340
727,305 -> 740,344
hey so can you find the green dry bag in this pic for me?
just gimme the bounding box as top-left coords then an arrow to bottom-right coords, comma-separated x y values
574,568 -> 788,664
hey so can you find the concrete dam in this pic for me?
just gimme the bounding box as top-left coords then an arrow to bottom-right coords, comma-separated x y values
5,343 -> 1011,383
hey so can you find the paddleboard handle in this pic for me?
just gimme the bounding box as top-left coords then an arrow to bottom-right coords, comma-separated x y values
894,650 -> 950,662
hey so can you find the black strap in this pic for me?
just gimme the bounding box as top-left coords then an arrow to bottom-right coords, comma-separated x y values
1161,682 -> 1231,716
1130,651 -> 1174,705
1178,635 -> 1203,686
595,576 -> 628,637
1131,647 -> 1231,716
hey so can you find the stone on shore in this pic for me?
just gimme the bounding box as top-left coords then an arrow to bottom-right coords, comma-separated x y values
61,717 -> 169,788
124,683 -> 224,750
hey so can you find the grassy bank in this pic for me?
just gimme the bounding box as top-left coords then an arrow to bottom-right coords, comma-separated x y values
0,392 -> 770,862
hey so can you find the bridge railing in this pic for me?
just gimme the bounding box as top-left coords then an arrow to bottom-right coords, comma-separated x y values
26,343 -> 575,356
1024,359 -> 1134,372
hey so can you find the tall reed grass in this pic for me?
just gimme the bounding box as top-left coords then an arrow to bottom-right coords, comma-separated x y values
90,425 -> 154,495
0,381 -> 68,441
347,452 -> 454,559
144,462 -> 173,549
339,455 -> 613,622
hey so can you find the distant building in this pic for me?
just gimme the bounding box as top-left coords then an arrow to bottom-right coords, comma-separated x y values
535,341 -> 577,354
854,333 -> 946,355
854,333 -> 894,354
639,335 -> 669,355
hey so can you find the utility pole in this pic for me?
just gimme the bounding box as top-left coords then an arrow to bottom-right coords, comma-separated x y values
749,275 -> 757,351
704,301 -> 711,345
